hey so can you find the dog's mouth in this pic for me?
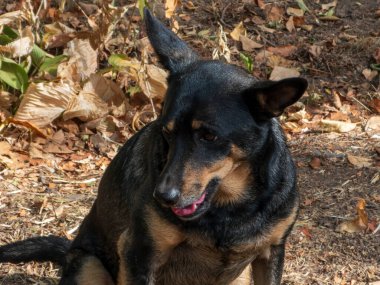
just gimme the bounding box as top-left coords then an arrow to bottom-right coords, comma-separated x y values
171,192 -> 207,218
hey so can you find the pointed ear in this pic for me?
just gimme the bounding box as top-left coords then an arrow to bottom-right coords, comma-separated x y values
243,77 -> 308,119
143,8 -> 198,74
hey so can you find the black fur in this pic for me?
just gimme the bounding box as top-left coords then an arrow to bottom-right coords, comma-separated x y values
0,8 -> 308,285
0,236 -> 69,266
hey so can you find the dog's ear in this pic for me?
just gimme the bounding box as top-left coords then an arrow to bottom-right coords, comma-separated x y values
144,8 -> 198,74
243,77 -> 308,119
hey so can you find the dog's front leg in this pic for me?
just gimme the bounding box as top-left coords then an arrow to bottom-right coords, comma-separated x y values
251,244 -> 285,285
117,230 -> 156,285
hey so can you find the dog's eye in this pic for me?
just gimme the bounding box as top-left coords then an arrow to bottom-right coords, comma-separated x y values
200,132 -> 218,142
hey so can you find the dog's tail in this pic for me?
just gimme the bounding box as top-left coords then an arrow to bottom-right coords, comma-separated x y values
0,236 -> 70,266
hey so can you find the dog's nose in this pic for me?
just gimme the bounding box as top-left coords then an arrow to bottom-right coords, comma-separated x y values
153,188 -> 180,206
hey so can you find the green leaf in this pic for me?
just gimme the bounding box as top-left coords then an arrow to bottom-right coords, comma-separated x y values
0,34 -> 13,45
39,54 -> 68,75
296,0 -> 310,12
325,8 -> 335,16
370,63 -> 380,71
138,0 -> 147,18
239,53 -> 253,73
20,56 -> 32,73
127,85 -> 142,96
31,45 -> 52,68
0,57 -> 28,92
2,26 -> 19,40
108,54 -> 139,70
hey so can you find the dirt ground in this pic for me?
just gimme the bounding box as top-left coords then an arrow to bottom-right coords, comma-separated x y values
0,0 -> 379,284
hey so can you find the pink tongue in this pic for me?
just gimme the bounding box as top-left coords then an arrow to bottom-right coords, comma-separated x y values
171,192 -> 206,216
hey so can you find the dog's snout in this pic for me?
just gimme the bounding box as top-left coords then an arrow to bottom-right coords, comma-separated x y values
154,187 -> 180,206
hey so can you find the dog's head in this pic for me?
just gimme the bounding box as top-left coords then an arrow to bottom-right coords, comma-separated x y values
144,9 -> 307,221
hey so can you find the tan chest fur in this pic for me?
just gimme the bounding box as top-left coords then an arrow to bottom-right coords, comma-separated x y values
155,236 -> 255,285
116,204 -> 297,285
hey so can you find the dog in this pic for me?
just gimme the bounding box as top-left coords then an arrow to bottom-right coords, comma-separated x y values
0,8 -> 307,285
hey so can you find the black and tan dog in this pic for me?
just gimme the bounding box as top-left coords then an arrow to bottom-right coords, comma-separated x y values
0,8 -> 307,285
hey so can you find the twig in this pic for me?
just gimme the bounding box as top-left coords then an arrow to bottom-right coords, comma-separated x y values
51,178 -> 98,184
253,28 -> 276,47
373,223 -> 380,235
351,96 -> 372,113
219,2 -> 232,27
323,215 -> 350,220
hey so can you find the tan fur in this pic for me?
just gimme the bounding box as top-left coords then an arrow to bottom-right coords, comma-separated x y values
214,162 -> 251,206
191,120 -> 203,129
75,256 -> 114,285
267,203 -> 298,246
182,144 -> 249,205
228,203 -> 298,263
117,230 -> 130,285
146,206 -> 185,263
165,120 -> 175,132
229,265 -> 252,285
182,156 -> 234,197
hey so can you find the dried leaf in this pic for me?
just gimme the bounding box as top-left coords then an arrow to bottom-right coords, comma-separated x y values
138,65 -> 168,101
165,0 -> 181,18
286,16 -> 295,32
362,68 -> 378,81
347,155 -> 372,168
309,157 -> 321,169
301,24 -> 313,31
58,39 -> 98,82
267,54 -> 294,68
83,74 -> 127,117
14,81 -> 76,127
44,143 -> 73,154
287,109 -> 308,121
319,14 -> 340,21
293,16 -> 306,27
331,90 -> 342,109
299,227 -> 312,239
365,116 -> 380,136
258,25 -> 276,33
0,89 -> 16,109
254,0 -> 265,9
369,98 -> 380,113
230,22 -> 246,41
321,0 -> 337,10
63,92 -> 108,122
267,45 -> 297,58
309,45 -> 322,58
286,7 -> 304,17
7,27 -> 34,58
269,66 -> 300,81
43,22 -> 75,49
374,48 -> 380,64
0,10 -> 23,26
0,141 -> 30,169
63,74 -> 128,121
282,122 -> 302,133
319,119 -> 356,133
329,112 -> 349,122
337,199 -> 368,233
265,5 -> 284,22
240,35 -> 263,52
7,117 -> 48,138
